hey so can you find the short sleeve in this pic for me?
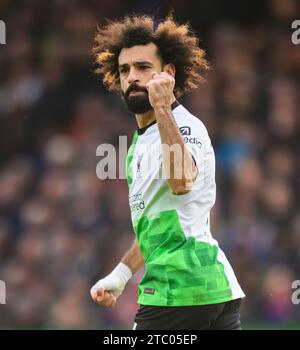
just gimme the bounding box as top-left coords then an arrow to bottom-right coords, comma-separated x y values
175,116 -> 209,175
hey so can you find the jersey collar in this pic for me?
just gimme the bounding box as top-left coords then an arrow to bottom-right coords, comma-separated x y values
137,100 -> 181,135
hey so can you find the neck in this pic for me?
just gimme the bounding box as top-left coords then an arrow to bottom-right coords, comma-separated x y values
135,95 -> 176,129
135,109 -> 155,129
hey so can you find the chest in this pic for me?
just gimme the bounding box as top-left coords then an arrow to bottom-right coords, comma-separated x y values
130,137 -> 162,183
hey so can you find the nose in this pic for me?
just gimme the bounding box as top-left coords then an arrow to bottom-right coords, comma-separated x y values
127,67 -> 139,84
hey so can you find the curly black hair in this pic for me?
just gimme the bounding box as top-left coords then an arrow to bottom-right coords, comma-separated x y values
92,15 -> 209,97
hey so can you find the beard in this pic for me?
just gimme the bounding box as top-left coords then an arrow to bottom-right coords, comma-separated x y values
122,83 -> 152,114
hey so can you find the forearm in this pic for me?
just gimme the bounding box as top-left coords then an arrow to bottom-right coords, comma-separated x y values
90,238 -> 144,305
155,106 -> 197,194
121,238 -> 144,275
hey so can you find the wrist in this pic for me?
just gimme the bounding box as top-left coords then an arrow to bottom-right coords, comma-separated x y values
113,262 -> 132,284
153,104 -> 172,113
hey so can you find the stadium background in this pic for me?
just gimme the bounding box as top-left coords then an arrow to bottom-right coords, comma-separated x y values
0,0 -> 299,329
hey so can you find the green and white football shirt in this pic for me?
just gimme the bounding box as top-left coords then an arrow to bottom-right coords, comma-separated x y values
126,101 -> 245,306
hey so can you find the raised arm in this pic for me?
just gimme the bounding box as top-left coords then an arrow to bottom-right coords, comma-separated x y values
147,72 -> 197,195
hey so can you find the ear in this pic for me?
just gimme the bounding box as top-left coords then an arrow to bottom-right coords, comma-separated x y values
163,63 -> 176,78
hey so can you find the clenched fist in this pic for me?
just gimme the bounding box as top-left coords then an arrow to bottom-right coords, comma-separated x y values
146,72 -> 175,109
90,263 -> 132,308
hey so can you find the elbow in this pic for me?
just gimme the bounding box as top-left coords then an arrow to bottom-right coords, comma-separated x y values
170,178 -> 195,195
167,164 -> 197,195
172,188 -> 191,195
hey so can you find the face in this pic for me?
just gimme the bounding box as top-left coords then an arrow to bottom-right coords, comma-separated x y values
118,42 -> 164,114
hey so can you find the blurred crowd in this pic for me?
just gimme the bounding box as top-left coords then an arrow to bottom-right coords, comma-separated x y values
0,0 -> 299,329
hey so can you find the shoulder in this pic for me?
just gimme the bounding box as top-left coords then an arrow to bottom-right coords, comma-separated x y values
172,104 -> 210,143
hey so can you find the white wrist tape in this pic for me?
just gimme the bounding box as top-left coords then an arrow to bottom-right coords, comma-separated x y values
90,263 -> 132,298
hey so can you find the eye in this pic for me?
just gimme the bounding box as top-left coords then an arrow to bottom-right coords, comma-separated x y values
119,67 -> 128,74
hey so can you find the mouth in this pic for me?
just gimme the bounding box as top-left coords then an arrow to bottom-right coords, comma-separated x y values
128,90 -> 145,97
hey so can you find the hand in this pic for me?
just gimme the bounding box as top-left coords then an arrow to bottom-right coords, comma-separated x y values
146,72 -> 175,109
90,263 -> 132,308
90,288 -> 117,308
